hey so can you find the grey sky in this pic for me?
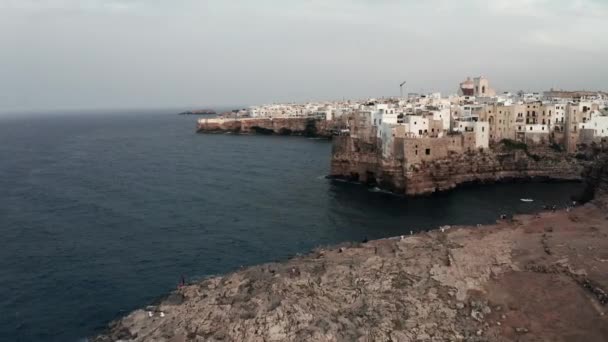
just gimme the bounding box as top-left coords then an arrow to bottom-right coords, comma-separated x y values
1,0 -> 607,112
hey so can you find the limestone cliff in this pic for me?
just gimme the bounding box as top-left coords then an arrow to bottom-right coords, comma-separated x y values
197,118 -> 334,138
331,136 -> 585,196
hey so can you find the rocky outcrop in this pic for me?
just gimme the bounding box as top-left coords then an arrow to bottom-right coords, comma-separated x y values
93,201 -> 608,342
402,149 -> 582,195
331,136 -> 585,195
197,118 -> 335,138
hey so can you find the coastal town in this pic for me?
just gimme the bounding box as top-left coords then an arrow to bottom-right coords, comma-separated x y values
205,77 -> 608,152
93,80 -> 608,341
198,78 -> 608,195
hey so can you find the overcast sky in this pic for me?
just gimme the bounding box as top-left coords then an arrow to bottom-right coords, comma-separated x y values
1,0 -> 607,112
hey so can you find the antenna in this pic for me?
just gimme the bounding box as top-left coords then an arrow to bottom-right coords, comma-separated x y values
400,81 -> 406,98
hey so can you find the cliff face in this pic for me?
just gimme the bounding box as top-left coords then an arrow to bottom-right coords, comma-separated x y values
402,149 -> 582,195
331,136 -> 584,195
197,118 -> 334,138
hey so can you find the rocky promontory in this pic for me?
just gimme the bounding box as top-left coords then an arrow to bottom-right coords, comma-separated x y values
197,117 -> 335,138
331,137 -> 585,196
94,155 -> 608,342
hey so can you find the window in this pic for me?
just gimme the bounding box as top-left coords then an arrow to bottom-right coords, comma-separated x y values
415,150 -> 418,155
482,127 -> 485,132
529,127 -> 532,131
425,148 -> 431,155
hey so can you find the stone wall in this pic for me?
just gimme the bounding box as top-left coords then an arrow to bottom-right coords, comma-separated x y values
331,135 -> 584,196
197,117 -> 335,138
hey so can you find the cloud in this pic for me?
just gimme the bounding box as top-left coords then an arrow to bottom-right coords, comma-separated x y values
471,0 -> 608,52
0,0 -> 144,13
0,0 -> 607,112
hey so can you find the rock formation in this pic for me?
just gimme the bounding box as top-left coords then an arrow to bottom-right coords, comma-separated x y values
579,150 -> 608,206
331,136 -> 585,196
93,155 -> 608,342
197,118 -> 334,138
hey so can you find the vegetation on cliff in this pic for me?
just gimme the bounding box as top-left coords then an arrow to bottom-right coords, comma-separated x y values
498,139 -> 541,161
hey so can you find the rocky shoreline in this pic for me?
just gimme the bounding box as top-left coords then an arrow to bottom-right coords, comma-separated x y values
93,156 -> 608,342
331,137 -> 586,196
196,117 -> 335,138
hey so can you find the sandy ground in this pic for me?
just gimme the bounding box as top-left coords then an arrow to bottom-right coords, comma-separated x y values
93,197 -> 608,342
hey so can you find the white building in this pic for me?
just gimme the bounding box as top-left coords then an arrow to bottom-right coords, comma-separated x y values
581,110 -> 608,137
403,115 -> 430,137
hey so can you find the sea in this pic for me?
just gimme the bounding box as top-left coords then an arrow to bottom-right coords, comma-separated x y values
0,109 -> 583,341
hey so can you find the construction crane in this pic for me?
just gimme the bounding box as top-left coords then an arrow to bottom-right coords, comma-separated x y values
399,81 -> 407,98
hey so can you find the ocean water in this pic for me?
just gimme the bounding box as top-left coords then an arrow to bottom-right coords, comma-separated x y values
0,110 -> 583,341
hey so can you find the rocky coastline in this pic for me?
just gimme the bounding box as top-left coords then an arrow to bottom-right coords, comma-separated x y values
196,117 -> 335,138
93,154 -> 608,342
330,137 -> 586,196
179,109 -> 217,115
